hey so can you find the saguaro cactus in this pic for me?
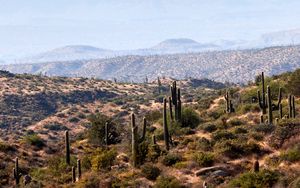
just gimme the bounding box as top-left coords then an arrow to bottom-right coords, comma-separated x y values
65,131 -> 70,165
152,135 -> 156,145
168,96 -> 173,120
224,90 -> 235,113
292,96 -> 296,118
77,159 -> 81,180
273,87 -> 282,110
260,115 -> 264,124
131,113 -> 138,167
257,72 -> 267,114
157,77 -> 162,94
72,166 -> 76,183
279,103 -> 283,119
163,98 -> 170,151
254,160 -> 260,172
177,88 -> 182,121
267,86 -> 273,124
105,122 -> 109,146
142,117 -> 147,141
13,157 -> 21,185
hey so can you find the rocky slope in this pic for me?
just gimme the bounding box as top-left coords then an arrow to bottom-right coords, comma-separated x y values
1,45 -> 300,83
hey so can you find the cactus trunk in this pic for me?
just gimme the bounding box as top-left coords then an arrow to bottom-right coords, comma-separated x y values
267,86 -> 273,124
65,130 -> 70,165
131,113 -> 138,167
105,122 -> 109,146
258,72 -> 267,114
142,117 -> 147,141
163,98 -> 170,151
77,159 -> 81,180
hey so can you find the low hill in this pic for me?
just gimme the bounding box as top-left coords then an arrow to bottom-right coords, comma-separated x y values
2,45 -> 300,83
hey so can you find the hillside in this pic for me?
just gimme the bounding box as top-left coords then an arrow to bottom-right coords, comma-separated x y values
2,45 -> 300,83
0,69 -> 299,187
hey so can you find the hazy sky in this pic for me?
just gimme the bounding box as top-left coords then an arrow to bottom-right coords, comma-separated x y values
1,0 -> 300,59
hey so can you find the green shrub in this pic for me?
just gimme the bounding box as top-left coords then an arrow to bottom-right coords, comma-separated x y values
228,118 -> 244,126
162,153 -> 182,166
22,134 -> 45,148
212,130 -> 236,142
68,117 -> 80,123
181,108 -> 202,129
141,164 -> 161,180
280,145 -> 300,162
91,149 -> 117,171
229,169 -> 279,188
234,127 -> 248,134
0,141 -> 15,152
147,144 -> 162,162
193,152 -> 214,167
87,113 -> 121,146
154,176 -> 183,188
201,123 -> 217,133
44,122 -> 69,131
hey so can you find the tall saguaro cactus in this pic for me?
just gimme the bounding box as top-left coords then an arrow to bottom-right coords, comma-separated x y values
289,95 -> 296,118
177,88 -> 182,121
142,117 -> 147,141
131,113 -> 138,167
72,166 -> 76,183
267,86 -> 273,124
163,98 -> 170,151
279,103 -> 283,119
77,159 -> 81,180
13,157 -> 21,185
257,72 -> 267,114
224,90 -> 235,113
168,96 -> 173,120
65,131 -> 70,165
105,122 -> 109,146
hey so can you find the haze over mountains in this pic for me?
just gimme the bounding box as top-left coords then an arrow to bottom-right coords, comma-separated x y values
1,29 -> 300,84
2,28 -> 300,64
2,45 -> 300,84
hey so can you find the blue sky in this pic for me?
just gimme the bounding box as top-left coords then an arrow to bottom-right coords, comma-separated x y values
1,0 -> 300,59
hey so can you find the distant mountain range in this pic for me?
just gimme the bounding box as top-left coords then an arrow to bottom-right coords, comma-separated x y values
1,29 -> 299,64
1,45 -> 300,83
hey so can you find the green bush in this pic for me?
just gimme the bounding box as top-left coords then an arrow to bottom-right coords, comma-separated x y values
87,113 -> 121,146
147,144 -> 162,162
44,122 -> 69,131
229,169 -> 279,188
91,149 -> 117,171
193,152 -> 214,167
141,164 -> 161,180
228,118 -> 244,127
212,130 -> 236,142
154,176 -> 183,188
280,145 -> 300,162
201,123 -> 217,133
162,153 -> 182,166
181,108 -> 202,129
22,134 -> 45,148
0,141 -> 15,152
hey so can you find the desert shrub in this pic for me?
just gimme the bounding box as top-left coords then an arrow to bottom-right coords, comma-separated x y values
68,117 -> 80,123
181,108 -> 201,129
145,110 -> 162,123
162,153 -> 182,166
207,109 -> 223,120
253,124 -> 275,134
147,144 -> 162,162
201,123 -> 217,133
81,155 -> 92,171
229,169 -> 279,188
44,122 -> 69,131
22,134 -> 45,148
286,68 -> 300,96
234,127 -> 248,134
195,137 -> 212,151
228,118 -> 244,126
87,113 -> 121,146
141,164 -> 161,180
91,149 -> 117,171
77,112 -> 86,119
214,139 -> 260,159
137,141 -> 149,165
212,130 -> 236,142
280,145 -> 300,162
193,152 -> 214,167
290,177 -> 300,188
0,141 -> 15,152
154,176 -> 183,188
